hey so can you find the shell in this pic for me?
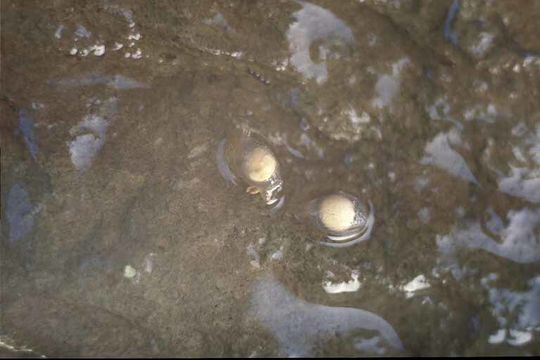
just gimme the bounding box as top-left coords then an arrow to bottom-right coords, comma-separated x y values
217,128 -> 284,206
305,191 -> 374,248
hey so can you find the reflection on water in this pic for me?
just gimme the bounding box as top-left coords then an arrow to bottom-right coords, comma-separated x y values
6,183 -> 34,243
287,1 -> 354,84
437,208 -> 540,264
249,274 -> 403,356
482,274 -> 540,347
16,109 -> 38,160
420,129 -> 479,185
49,74 -> 148,90
1,0 -> 539,356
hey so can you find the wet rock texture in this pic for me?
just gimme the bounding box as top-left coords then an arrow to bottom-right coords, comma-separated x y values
1,0 -> 539,357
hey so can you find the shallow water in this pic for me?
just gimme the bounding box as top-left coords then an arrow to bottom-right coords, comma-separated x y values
1,0 -> 539,356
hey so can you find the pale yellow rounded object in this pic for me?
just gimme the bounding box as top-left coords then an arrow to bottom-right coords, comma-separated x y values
319,194 -> 356,233
243,147 -> 277,183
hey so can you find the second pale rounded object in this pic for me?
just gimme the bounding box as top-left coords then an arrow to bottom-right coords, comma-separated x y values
303,191 -> 375,248
318,193 -> 357,233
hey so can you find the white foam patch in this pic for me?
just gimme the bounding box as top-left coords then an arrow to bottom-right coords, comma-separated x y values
401,275 -> 431,298
437,208 -> 540,264
286,2 -> 354,84
90,44 -> 105,56
322,270 -> 361,294
420,129 -> 478,184
0,335 -> 40,356
488,329 -> 506,344
507,330 -> 533,346
124,265 -> 137,278
346,107 -> 371,125
249,274 -> 403,356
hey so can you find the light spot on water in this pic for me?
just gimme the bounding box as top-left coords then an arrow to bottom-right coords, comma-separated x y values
124,265 -> 137,279
112,42 -> 123,51
204,12 -> 231,32
54,24 -> 65,39
371,58 -> 410,109
74,24 -> 91,39
418,208 -> 431,224
67,98 -> 118,172
270,247 -> 284,262
143,253 -> 156,273
131,48 -> 143,59
246,243 -> 261,269
469,32 -> 495,58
